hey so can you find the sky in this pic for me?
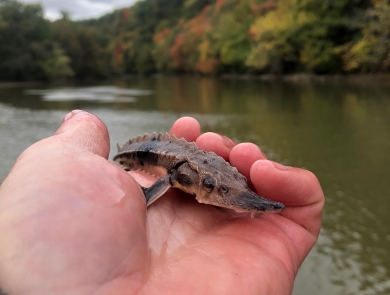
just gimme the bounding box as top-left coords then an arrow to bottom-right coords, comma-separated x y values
18,0 -> 139,20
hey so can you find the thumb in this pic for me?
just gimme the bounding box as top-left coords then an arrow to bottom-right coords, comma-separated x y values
53,110 -> 110,159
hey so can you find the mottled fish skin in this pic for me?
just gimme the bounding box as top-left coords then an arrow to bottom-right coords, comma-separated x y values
113,133 -> 285,213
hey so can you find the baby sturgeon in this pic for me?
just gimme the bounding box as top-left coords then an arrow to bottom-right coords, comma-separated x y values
113,133 -> 285,213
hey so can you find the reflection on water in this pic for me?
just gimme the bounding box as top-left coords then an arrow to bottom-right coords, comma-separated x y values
25,85 -> 153,102
0,77 -> 389,295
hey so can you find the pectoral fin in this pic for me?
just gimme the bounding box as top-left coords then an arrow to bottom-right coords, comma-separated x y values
142,174 -> 172,207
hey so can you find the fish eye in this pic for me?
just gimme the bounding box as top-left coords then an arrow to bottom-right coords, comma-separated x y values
203,177 -> 215,191
220,185 -> 229,194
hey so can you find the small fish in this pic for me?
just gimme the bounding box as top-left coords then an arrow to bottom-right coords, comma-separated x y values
114,133 -> 285,213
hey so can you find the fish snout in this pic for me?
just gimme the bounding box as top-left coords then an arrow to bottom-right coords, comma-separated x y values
236,191 -> 285,212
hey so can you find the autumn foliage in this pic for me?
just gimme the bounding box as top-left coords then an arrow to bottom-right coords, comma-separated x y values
1,0 -> 390,80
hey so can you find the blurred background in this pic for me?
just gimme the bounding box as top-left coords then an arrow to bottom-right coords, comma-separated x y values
0,0 -> 390,294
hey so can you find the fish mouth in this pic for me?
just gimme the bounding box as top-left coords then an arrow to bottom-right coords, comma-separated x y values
233,191 -> 285,213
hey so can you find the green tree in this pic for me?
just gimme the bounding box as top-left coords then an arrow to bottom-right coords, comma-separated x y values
246,0 -> 370,73
0,0 -> 52,80
207,5 -> 253,73
39,43 -> 74,79
52,17 -> 108,79
343,0 -> 390,72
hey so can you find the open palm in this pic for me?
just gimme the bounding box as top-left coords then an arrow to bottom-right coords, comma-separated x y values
0,111 -> 324,295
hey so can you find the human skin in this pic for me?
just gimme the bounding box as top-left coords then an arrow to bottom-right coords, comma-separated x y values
0,110 -> 324,295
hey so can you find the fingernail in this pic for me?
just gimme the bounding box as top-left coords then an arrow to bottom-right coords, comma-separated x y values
272,161 -> 291,171
63,110 -> 84,122
219,135 -> 237,148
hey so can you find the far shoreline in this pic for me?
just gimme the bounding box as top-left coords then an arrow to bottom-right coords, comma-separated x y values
2,73 -> 390,88
220,73 -> 390,85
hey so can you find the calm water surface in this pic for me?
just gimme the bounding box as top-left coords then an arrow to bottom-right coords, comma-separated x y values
0,77 -> 389,294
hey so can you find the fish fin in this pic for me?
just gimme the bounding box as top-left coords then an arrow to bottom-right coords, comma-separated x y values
143,174 -> 172,207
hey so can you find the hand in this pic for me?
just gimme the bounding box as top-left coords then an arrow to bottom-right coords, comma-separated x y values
0,110 -> 324,295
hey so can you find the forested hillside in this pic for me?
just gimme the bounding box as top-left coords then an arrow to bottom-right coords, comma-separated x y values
1,0 -> 390,81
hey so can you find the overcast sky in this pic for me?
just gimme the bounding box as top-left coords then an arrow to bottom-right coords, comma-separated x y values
19,0 -> 139,20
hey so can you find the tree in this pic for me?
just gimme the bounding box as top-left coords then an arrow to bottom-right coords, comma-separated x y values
52,18 -> 108,79
342,0 -> 390,72
1,0 -> 390,80
39,44 -> 74,80
246,0 -> 370,74
0,0 -> 52,80
207,10 -> 253,73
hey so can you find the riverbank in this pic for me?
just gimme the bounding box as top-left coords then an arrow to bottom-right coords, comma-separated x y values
2,73 -> 390,89
0,81 -> 46,89
219,73 -> 390,85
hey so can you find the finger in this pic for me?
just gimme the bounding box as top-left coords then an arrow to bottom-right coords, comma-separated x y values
169,117 -> 201,142
229,143 -> 266,181
250,160 -> 324,235
195,133 -> 237,161
53,110 -> 110,159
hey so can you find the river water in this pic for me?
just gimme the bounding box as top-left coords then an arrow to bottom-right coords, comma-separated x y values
0,76 -> 389,294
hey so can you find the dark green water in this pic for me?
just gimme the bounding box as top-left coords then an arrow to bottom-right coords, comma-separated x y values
0,76 -> 389,294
